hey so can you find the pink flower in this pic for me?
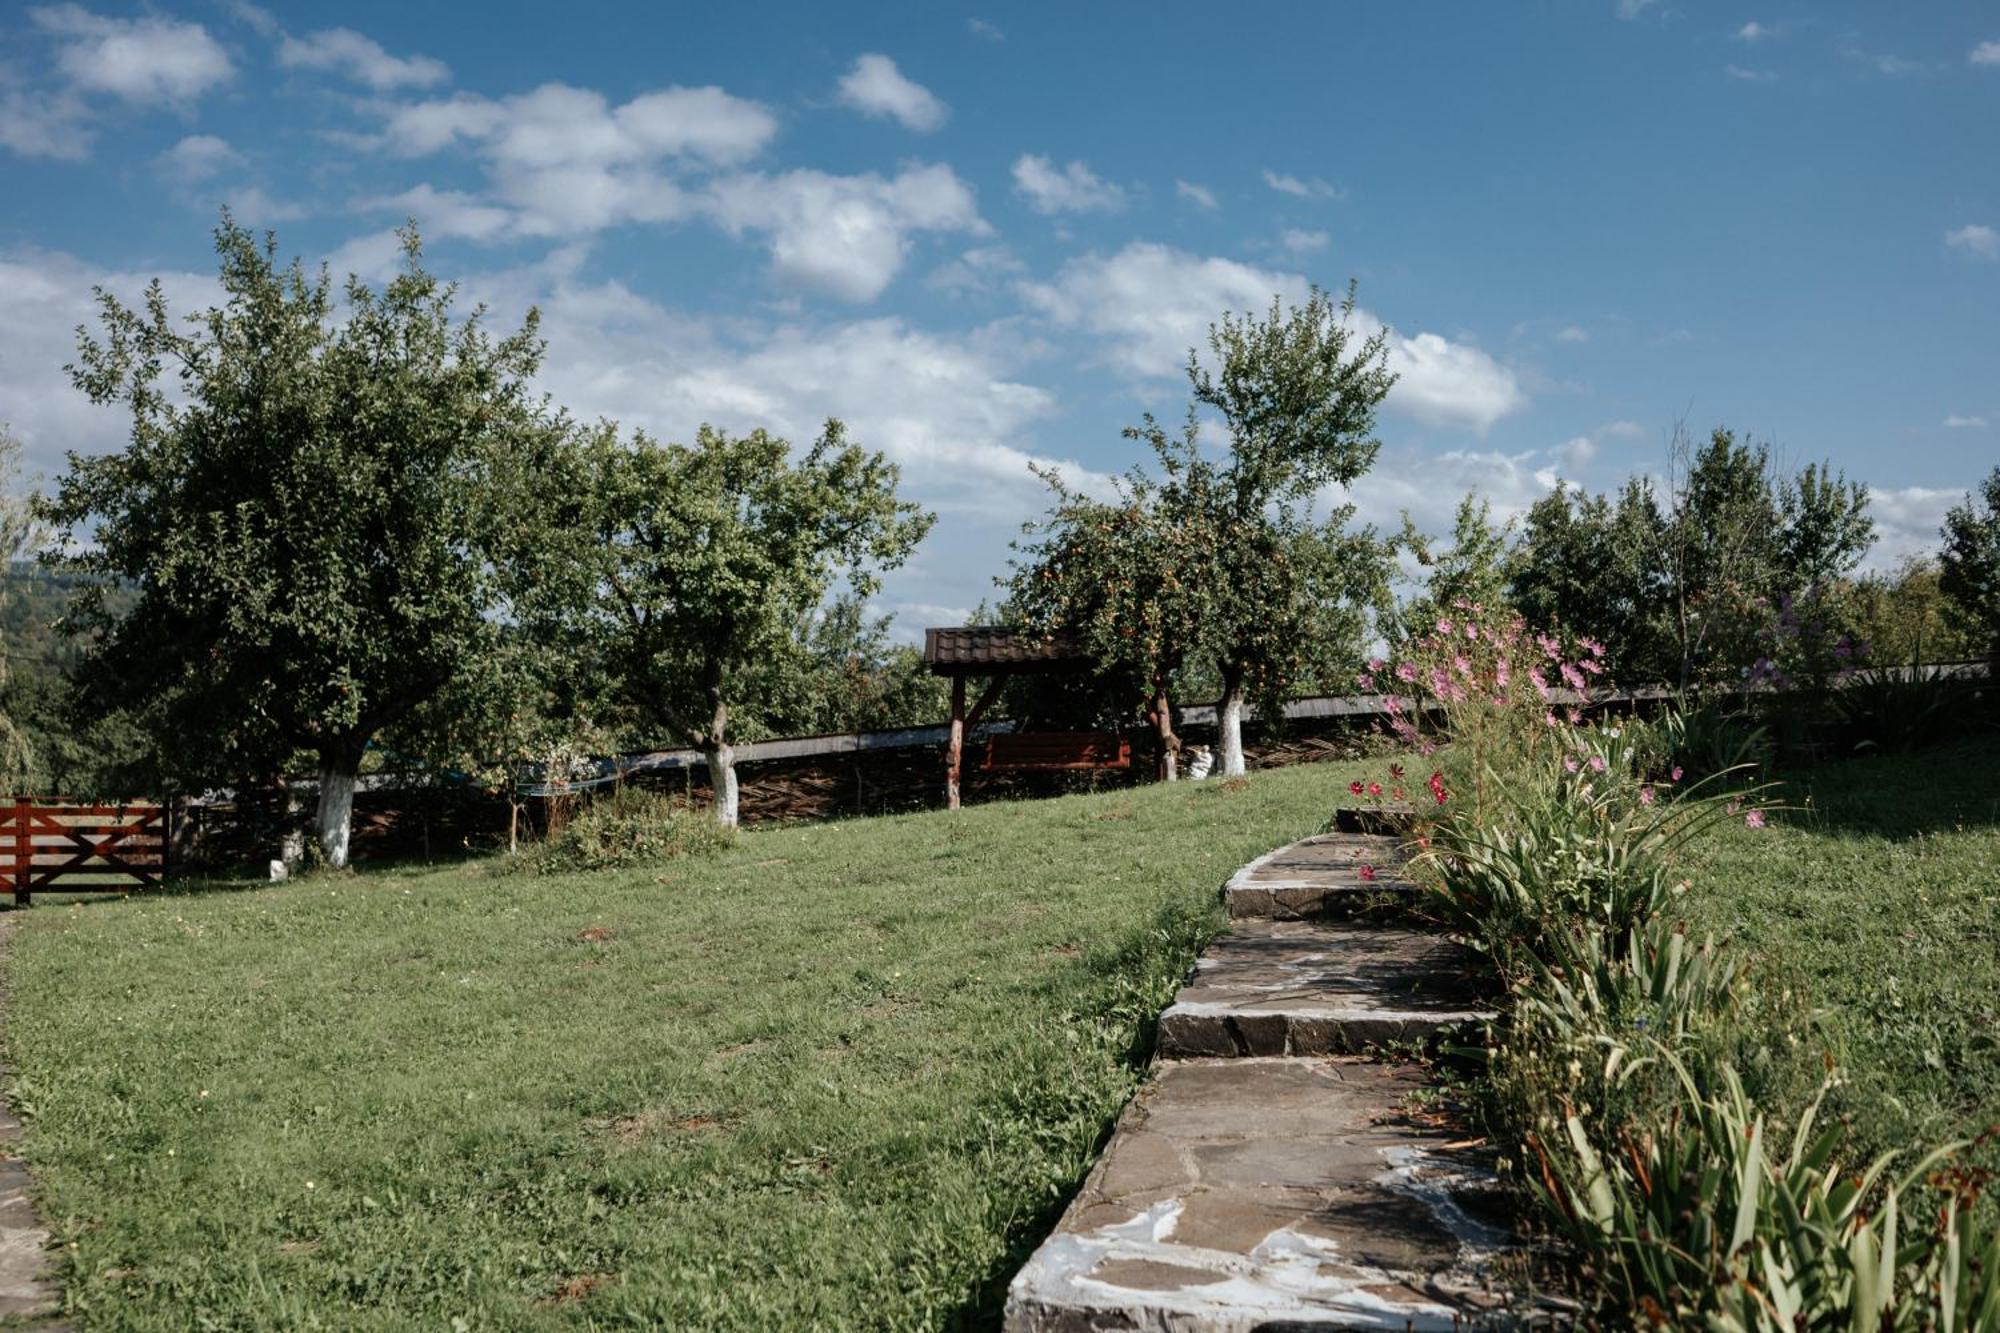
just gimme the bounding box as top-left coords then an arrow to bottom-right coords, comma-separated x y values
1389,763 -> 1405,779
1565,708 -> 1582,725
1744,809 -> 1766,829
1582,637 -> 1605,659
1639,786 -> 1655,806
1396,662 -> 1417,683
1494,659 -> 1511,688
1564,758 -> 1580,773
1453,654 -> 1473,678
1560,662 -> 1588,691
1465,623 -> 1479,641
1670,766 -> 1683,782
1538,634 -> 1561,660
1359,864 -> 1377,882
1430,667 -> 1451,696
1357,673 -> 1375,690
1437,617 -> 1455,636
1349,781 -> 1364,795
1544,711 -> 1560,728
1589,755 -> 1607,772
1368,782 -> 1383,797
1367,657 -> 1386,673
1529,668 -> 1552,700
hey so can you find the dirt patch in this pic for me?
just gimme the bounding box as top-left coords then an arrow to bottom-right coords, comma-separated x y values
601,1109 -> 726,1148
544,1273 -> 612,1305
575,926 -> 615,944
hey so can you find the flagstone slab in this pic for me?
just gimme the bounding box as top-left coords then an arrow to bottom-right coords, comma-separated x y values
1157,922 -> 1494,1058
1003,1058 -> 1518,1331
1222,834 -> 1418,920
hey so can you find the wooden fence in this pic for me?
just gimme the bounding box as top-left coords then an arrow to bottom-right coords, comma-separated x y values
2,799 -> 170,906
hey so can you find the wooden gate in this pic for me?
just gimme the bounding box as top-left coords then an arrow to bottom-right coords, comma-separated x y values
3,799 -> 170,906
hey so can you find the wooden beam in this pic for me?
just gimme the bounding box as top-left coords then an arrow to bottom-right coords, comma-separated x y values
945,675 -> 967,811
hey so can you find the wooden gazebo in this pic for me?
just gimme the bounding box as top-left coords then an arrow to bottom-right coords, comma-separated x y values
923,626 -> 1131,809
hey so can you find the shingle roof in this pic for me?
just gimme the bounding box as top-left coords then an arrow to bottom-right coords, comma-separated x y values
923,625 -> 1090,675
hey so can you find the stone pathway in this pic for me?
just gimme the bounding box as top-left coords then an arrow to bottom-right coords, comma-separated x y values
0,914 -> 62,1329
1005,821 -> 1524,1330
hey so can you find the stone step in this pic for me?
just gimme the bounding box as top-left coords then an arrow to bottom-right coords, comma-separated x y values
1222,834 -> 1419,920
1157,921 -> 1495,1058
1003,1057 -> 1520,1331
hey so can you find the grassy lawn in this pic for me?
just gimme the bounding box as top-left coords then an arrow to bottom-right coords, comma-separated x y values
9,738 -> 1997,1329
5,762 -> 1368,1330
1681,734 -> 2000,1186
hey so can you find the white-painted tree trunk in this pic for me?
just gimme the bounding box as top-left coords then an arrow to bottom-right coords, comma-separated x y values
707,743 -> 739,827
1217,668 -> 1248,778
314,757 -> 357,869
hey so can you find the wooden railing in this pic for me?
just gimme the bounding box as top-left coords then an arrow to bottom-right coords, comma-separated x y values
2,799 -> 170,906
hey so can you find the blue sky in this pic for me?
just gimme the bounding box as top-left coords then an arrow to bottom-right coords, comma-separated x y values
3,1 -> 1996,631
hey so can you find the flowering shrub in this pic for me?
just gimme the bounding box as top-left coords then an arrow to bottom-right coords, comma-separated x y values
1360,601 -> 1606,822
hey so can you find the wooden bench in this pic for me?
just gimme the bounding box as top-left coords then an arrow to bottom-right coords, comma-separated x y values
983,731 -> 1132,771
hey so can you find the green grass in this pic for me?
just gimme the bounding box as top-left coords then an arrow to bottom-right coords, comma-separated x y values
4,764 -> 1367,1330
1680,735 -> 2000,1185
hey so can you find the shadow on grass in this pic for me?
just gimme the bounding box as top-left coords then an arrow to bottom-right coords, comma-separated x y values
1,846 -> 507,912
1767,733 -> 2000,839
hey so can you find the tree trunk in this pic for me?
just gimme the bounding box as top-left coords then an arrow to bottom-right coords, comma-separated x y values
1217,664 -> 1248,778
706,740 -> 739,827
313,738 -> 365,869
1151,679 -> 1180,782
705,668 -> 738,827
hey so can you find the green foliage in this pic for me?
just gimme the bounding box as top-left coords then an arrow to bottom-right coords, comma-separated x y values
1941,467 -> 2000,658
521,785 -> 735,875
1393,493 -> 1514,645
1010,284 -> 1395,768
1400,670 -> 1996,1326
1506,426 -> 1874,688
40,217 -> 554,860
515,419 -> 933,823
1833,666 -> 1960,754
0,428 -> 42,777
1838,557 -> 1985,665
1508,477 -> 1668,682
761,595 -> 948,736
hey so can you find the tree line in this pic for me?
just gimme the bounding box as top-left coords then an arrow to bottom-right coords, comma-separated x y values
3,215 -> 1999,865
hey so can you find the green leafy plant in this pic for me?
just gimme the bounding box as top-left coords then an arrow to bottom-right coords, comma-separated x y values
521,785 -> 735,875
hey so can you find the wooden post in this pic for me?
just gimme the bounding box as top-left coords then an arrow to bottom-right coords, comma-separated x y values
12,797 -> 29,908
945,674 -> 967,811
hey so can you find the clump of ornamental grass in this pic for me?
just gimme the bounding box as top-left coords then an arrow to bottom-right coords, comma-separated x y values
1344,612 -> 1997,1327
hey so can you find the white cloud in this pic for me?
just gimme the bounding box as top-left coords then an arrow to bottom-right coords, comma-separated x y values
1011,155 -> 1125,214
1555,325 -> 1590,343
1735,21 -> 1777,42
1340,446 -> 1553,540
0,87 -> 93,159
157,133 -> 242,180
967,18 -> 1004,42
31,4 -> 232,105
0,247 -> 219,478
707,164 -> 986,301
376,82 -> 779,236
1725,64 -> 1778,83
926,244 -> 1024,296
1175,179 -> 1218,210
1974,41 -> 2000,66
1280,228 -> 1329,255
1946,224 -> 1999,259
1018,241 -> 1526,432
354,184 -> 513,241
835,53 -> 947,132
1600,419 -> 1646,439
1866,486 -> 1961,570
223,185 -> 305,225
1552,436 -> 1598,471
1943,414 -> 1990,429
279,28 -> 450,91
1616,0 -> 1659,17
1262,169 -> 1340,200
1872,53 -> 1928,77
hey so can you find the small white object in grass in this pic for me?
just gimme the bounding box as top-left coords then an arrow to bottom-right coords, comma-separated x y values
268,859 -> 288,882
1185,745 -> 1215,780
